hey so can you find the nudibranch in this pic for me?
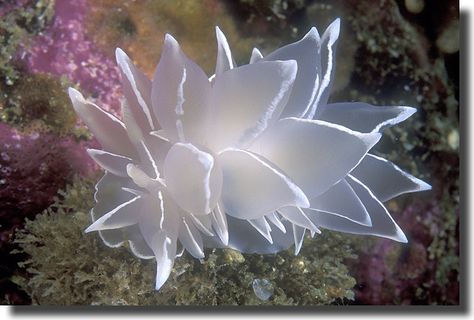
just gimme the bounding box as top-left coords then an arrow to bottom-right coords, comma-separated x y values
69,18 -> 431,290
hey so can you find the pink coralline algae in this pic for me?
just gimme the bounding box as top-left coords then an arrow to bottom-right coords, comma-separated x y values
20,0 -> 122,116
0,121 -> 95,304
353,199 -> 459,304
0,122 -> 96,239
0,0 -> 29,16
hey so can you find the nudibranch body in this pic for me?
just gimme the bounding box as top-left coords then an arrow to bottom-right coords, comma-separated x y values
69,19 -> 431,290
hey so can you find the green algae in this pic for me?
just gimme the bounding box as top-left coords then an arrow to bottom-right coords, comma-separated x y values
0,0 -> 78,136
1,73 -> 77,136
14,177 -> 356,306
0,0 -> 55,87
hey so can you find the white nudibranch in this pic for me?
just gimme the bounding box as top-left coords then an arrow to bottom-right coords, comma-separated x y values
69,19 -> 431,291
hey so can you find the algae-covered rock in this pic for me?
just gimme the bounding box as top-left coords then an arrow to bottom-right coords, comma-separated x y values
14,177 -> 356,306
0,0 -> 55,87
323,0 -> 459,305
86,0 -> 258,76
0,73 -> 76,136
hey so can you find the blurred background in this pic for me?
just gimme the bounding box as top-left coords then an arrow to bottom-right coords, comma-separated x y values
0,0 -> 459,305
